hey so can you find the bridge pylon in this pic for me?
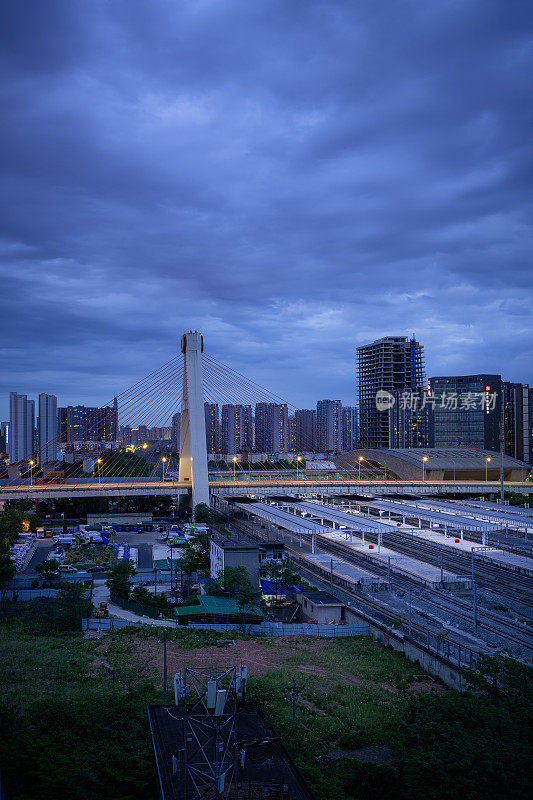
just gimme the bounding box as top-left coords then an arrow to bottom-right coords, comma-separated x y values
178,331 -> 210,509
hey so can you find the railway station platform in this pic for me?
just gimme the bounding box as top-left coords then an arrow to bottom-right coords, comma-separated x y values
402,499 -> 533,532
319,529 -> 470,589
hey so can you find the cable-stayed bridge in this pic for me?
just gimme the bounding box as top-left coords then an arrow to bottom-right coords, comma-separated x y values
2,331 -> 531,504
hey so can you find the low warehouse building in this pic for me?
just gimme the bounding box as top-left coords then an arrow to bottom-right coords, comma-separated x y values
298,590 -> 344,624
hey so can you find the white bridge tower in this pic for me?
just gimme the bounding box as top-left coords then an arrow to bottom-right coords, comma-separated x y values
178,331 -> 210,508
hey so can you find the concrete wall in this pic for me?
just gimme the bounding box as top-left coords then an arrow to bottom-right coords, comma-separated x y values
82,617 -> 369,636
345,608 -> 467,690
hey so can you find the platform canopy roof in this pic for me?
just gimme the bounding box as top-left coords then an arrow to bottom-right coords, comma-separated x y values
234,501 -> 330,534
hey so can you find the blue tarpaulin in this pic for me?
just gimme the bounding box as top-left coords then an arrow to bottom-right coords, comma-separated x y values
260,579 -> 300,596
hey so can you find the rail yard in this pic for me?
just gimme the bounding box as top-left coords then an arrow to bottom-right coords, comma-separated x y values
230,494 -> 533,662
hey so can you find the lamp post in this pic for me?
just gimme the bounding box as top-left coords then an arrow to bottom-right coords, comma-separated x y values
162,456 -> 167,481
358,455 -> 363,482
422,456 -> 428,482
296,456 -> 302,481
485,457 -> 491,482
96,458 -> 102,487
29,460 -> 34,486
233,456 -> 237,482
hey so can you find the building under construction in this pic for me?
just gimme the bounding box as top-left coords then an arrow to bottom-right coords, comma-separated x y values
357,335 -> 425,449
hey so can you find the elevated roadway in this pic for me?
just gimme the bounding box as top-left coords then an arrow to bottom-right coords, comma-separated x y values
0,477 -> 531,502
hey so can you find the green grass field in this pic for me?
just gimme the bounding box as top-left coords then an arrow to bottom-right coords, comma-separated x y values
0,620 -> 531,800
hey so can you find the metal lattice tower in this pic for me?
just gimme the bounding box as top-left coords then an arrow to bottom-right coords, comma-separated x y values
174,664 -> 248,800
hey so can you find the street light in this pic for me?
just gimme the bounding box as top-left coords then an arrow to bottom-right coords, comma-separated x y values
296,456 -> 302,481
485,457 -> 491,482
29,460 -> 34,486
358,455 -> 364,481
96,457 -> 102,486
233,456 -> 237,482
142,443 -> 148,449
162,456 -> 167,481
422,456 -> 428,482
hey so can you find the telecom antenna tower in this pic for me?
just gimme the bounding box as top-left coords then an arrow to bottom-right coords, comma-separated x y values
179,331 -> 210,508
174,664 -> 248,799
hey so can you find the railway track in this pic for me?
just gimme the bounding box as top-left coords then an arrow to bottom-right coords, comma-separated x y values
310,536 -> 533,651
309,521 -> 533,605
371,529 -> 533,603
233,518 -> 533,655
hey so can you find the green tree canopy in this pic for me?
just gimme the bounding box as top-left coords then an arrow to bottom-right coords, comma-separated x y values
464,652 -> 533,706
0,550 -> 16,605
208,565 -> 250,595
106,559 -> 135,599
193,503 -> 215,524
35,559 -> 60,587
56,581 -> 92,628
261,558 -> 301,600
0,509 -> 26,547
180,531 -> 210,575
207,565 -> 261,619
4,499 -> 34,514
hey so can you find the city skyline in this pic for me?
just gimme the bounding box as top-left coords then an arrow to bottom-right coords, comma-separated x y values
3,352 -> 532,429
1,2 -> 532,420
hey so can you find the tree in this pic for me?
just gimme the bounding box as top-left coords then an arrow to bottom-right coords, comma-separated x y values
35,559 -> 60,587
180,531 -> 210,575
56,581 -> 91,628
262,558 -> 301,601
106,560 -> 135,599
4,499 -> 34,514
0,509 -> 26,547
207,565 -> 261,627
207,565 -> 249,595
464,652 -> 533,706
0,550 -> 15,606
235,581 -> 261,617
194,503 -> 215,524
131,585 -> 153,605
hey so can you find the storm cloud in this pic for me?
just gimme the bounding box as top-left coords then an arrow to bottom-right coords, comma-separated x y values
1,0 -> 532,416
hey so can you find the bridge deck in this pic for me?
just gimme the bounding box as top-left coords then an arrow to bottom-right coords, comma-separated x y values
0,479 -> 531,501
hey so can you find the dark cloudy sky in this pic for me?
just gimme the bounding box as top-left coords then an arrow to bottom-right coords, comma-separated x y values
1,0 -> 532,421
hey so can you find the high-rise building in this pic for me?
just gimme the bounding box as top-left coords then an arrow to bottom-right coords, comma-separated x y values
0,421 -> 8,455
221,405 -> 253,454
428,374 -> 502,450
57,407 -> 68,443
9,392 -> 35,463
119,425 -> 132,445
291,409 -> 317,452
64,405 -> 95,441
131,425 -> 150,446
254,403 -> 289,453
61,403 -> 117,443
96,402 -> 118,442
316,400 -> 342,452
388,392 -> 429,449
503,382 -> 532,464
38,393 -> 58,463
341,406 -> 359,452
204,403 -> 221,453
357,335 -> 425,449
